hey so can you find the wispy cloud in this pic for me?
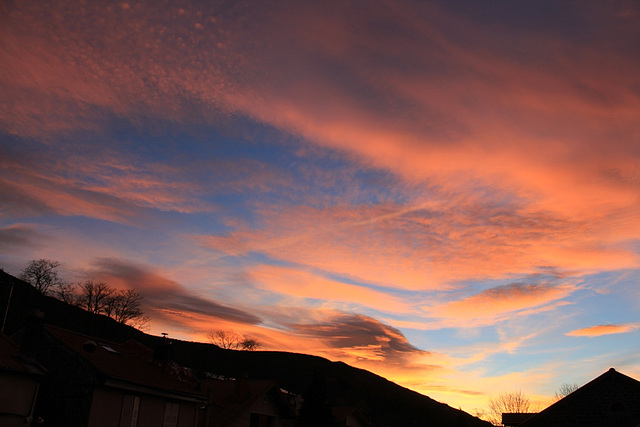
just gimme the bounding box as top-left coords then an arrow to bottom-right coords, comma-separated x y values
89,258 -> 262,325
430,282 -> 577,326
0,224 -> 44,251
0,143 -> 220,223
248,265 -> 409,313
4,0 -> 640,279
201,193 -> 636,293
566,323 -> 640,337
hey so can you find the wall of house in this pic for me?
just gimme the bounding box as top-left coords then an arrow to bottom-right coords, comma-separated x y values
128,392 -> 167,427
0,372 -> 39,427
176,401 -> 199,427
87,387 -> 125,426
87,387 -> 201,427
230,392 -> 281,427
137,395 -> 200,427
0,372 -> 39,416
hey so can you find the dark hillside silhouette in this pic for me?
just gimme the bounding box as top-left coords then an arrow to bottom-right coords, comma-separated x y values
1,269 -> 148,344
1,270 -> 490,426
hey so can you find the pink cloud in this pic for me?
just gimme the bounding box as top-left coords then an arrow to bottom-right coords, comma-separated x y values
3,1 -> 639,260
0,146 -> 221,222
209,2 -> 640,280
181,2 -> 640,287
0,173 -> 141,224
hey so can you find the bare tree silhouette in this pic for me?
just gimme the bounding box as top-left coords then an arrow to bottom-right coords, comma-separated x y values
487,390 -> 538,425
207,329 -> 261,351
553,383 -> 579,401
20,259 -> 64,295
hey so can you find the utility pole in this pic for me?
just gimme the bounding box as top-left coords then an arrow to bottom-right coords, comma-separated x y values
2,279 -> 14,333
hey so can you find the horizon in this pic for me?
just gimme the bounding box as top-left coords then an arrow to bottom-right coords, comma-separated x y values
1,0 -> 639,414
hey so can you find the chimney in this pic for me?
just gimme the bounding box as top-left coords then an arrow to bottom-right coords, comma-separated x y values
153,335 -> 173,366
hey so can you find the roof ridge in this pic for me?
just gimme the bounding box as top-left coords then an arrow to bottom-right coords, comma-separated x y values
44,324 -> 124,348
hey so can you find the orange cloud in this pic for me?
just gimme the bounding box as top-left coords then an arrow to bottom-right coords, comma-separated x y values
89,258 -> 262,325
208,2 -> 640,284
201,195 -> 636,292
566,323 -> 640,337
249,265 -> 409,313
220,3 -> 640,192
3,1 -> 639,284
431,282 -> 576,326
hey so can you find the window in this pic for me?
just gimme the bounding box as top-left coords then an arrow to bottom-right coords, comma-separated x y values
163,402 -> 180,427
101,344 -> 120,354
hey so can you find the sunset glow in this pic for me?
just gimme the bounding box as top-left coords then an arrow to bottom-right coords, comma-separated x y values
2,0 -> 640,414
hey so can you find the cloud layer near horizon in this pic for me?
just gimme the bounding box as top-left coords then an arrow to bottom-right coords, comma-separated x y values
2,0 -> 640,414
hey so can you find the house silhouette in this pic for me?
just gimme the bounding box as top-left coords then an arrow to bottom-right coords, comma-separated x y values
504,368 -> 640,427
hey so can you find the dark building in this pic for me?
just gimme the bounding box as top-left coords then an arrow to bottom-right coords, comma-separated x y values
31,325 -> 206,427
507,368 -> 640,427
0,332 -> 47,426
201,377 -> 297,427
501,412 -> 537,426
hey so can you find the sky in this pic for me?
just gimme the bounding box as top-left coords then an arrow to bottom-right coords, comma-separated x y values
1,0 -> 640,415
